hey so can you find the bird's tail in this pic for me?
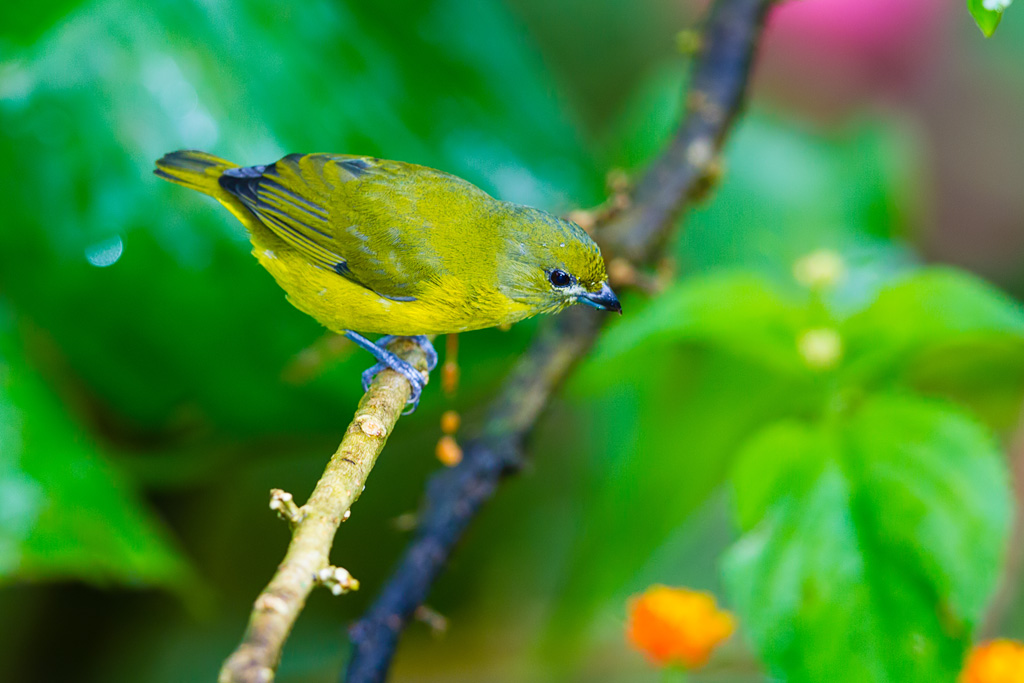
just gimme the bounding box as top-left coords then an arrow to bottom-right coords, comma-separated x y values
154,150 -> 237,197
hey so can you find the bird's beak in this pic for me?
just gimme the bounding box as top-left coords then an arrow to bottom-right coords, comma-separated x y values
578,282 -> 622,314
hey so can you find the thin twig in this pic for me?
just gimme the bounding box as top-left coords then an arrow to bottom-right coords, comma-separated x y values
346,1 -> 775,680
219,338 -> 430,683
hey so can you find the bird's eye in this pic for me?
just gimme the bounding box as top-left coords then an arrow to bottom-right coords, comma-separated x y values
549,269 -> 572,288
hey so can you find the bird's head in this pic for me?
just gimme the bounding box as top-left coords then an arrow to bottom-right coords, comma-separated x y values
497,206 -> 621,316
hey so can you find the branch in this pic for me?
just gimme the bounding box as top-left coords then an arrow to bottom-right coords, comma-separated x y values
346,1 -> 775,680
219,338 -> 430,683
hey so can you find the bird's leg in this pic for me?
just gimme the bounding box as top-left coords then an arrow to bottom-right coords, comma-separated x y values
343,332 -> 438,413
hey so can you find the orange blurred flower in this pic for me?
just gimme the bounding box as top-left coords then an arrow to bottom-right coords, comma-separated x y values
961,640 -> 1024,683
626,585 -> 735,669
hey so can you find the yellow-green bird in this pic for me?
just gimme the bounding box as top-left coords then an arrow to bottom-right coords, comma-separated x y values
154,150 -> 621,409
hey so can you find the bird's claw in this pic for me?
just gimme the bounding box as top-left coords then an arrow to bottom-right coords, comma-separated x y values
351,334 -> 438,414
373,335 -> 439,372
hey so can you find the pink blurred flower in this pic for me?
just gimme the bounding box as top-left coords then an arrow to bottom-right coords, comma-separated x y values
759,0 -> 952,113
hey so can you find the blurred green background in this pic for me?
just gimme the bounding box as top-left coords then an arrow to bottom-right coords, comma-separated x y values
2,0 -> 1024,681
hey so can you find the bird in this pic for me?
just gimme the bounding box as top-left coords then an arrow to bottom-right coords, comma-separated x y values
154,150 -> 621,410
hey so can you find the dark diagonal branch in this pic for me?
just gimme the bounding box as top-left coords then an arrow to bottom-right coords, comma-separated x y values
345,1 -> 776,680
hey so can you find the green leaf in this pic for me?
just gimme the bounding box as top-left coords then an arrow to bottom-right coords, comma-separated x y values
730,421 -> 831,532
842,268 -> 1024,391
848,268 -> 1024,343
0,322 -> 193,589
724,395 -> 1011,683
907,339 -> 1024,430
968,0 -> 1010,37
591,272 -> 809,376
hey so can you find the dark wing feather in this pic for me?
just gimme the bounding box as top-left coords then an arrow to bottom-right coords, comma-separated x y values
219,154 -> 418,301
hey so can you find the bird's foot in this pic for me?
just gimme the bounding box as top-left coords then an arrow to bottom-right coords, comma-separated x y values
368,335 -> 439,373
344,332 -> 438,413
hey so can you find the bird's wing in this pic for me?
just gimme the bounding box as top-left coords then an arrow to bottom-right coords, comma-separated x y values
219,153 -> 444,301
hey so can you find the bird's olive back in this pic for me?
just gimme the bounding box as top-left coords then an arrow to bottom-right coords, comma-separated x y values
311,158 -> 607,314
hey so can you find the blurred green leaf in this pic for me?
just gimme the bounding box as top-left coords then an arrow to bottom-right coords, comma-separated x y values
968,0 -> 1010,37
592,272 -> 809,376
842,268 -> 1024,390
0,319 -> 193,589
614,266 -> 1024,429
907,339 -> 1024,430
725,394 -> 1011,683
0,0 -> 86,45
730,421 -> 829,532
